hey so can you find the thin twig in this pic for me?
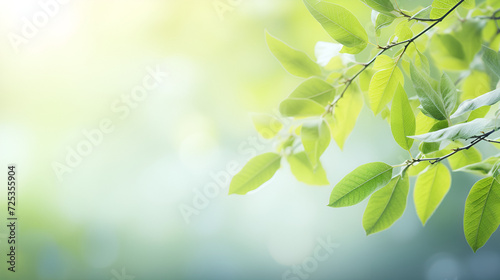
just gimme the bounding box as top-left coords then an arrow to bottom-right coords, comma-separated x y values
327,0 -> 466,111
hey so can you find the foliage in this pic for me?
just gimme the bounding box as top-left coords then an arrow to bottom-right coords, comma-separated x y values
230,0 -> 500,252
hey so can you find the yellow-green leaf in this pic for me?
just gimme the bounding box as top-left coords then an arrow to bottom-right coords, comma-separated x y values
251,114 -> 283,139
329,162 -> 393,207
391,85 -> 416,150
229,153 -> 281,195
464,177 -> 500,252
303,0 -> 368,54
369,65 -> 404,115
266,31 -> 322,78
414,163 -> 451,225
288,152 -> 329,186
301,119 -> 331,168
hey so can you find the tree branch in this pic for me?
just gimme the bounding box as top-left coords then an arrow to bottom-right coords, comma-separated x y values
327,0 -> 466,111
409,129 -> 498,166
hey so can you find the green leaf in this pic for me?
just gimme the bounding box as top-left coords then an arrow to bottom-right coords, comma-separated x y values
303,0 -> 368,54
456,157 -> 500,176
430,34 -> 468,70
464,177 -> 500,252
375,13 -> 397,36
431,0 -> 475,19
363,174 -> 410,235
251,114 -> 283,139
456,20 -> 484,63
461,71 -> 491,102
419,121 -> 449,154
439,72 -> 458,117
414,163 -> 451,225
451,88 -> 500,118
326,86 -> 363,150
265,31 -> 322,78
288,78 -> 336,106
361,0 -> 394,13
301,119 -> 331,168
410,63 -> 447,120
410,118 -> 499,142
229,153 -> 281,195
287,152 -> 329,186
329,162 -> 393,207
391,85 -> 416,150
447,142 -> 482,170
369,64 -> 404,115
411,6 -> 432,20
483,47 -> 500,77
279,99 -> 325,118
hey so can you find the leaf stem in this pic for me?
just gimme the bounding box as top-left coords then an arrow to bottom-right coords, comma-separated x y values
328,0 -> 466,111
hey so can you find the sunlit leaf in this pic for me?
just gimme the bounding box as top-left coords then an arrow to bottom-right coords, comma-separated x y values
329,162 -> 393,207
303,0 -> 368,54
361,0 -> 394,13
326,86 -> 363,150
301,119 -> 331,168
251,114 -> 283,139
363,174 -> 409,235
464,177 -> 500,252
279,99 -> 325,118
266,31 -> 322,78
430,0 -> 475,19
391,85 -> 415,150
369,64 -> 404,115
447,141 -> 482,170
229,153 -> 281,195
288,77 -> 336,106
414,163 -> 451,225
288,152 -> 329,185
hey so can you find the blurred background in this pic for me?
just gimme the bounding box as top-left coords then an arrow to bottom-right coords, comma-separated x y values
0,0 -> 499,279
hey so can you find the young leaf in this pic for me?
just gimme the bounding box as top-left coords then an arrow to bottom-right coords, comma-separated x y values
410,63 -> 447,120
326,86 -> 363,150
414,163 -> 451,225
461,71 -> 491,102
265,31 -> 322,78
456,157 -> 500,176
288,78 -> 336,106
482,47 -> 500,77
375,13 -> 397,36
287,152 -> 329,186
447,142 -> 482,170
251,114 -> 283,139
301,119 -> 331,168
229,153 -> 281,195
369,65 -> 404,115
430,34 -> 468,70
430,0 -> 475,19
303,0 -> 368,54
363,174 -> 410,235
451,88 -> 500,118
360,0 -> 394,13
279,99 -> 325,118
391,85 -> 416,150
439,72 -> 458,117
410,118 -> 498,142
329,162 -> 393,207
464,177 -> 500,252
